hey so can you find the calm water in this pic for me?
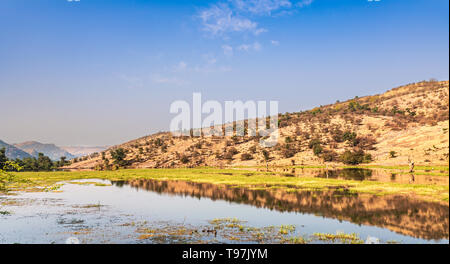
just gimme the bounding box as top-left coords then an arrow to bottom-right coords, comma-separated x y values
0,176 -> 448,244
246,167 -> 449,186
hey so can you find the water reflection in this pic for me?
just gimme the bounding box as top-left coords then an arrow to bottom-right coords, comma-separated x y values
316,168 -> 373,180
249,167 -> 449,186
112,179 -> 449,241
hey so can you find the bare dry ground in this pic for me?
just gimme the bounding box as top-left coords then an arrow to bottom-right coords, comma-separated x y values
66,80 -> 449,170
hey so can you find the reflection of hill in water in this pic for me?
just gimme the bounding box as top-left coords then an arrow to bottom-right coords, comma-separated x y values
253,167 -> 449,185
112,179 -> 449,241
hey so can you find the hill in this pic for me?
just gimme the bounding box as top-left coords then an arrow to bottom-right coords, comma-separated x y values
14,141 -> 76,161
60,146 -> 108,158
0,140 -> 33,160
66,80 -> 449,170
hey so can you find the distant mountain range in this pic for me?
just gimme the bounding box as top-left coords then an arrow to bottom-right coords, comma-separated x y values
13,141 -> 76,161
0,140 -> 108,161
0,140 -> 33,160
60,146 -> 108,158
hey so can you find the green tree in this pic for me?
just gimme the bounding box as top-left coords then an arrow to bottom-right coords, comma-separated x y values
37,153 -> 54,171
339,150 -> 372,165
0,161 -> 23,192
0,148 -> 7,169
56,156 -> 68,168
110,148 -> 127,167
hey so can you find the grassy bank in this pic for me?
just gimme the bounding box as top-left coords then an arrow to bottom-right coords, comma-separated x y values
6,168 -> 449,203
236,164 -> 449,176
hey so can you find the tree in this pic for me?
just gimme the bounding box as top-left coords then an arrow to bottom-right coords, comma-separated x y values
110,148 -> 127,167
56,156 -> 68,168
339,150 -> 372,165
262,149 -> 270,161
0,148 -> 7,169
0,161 -> 23,192
36,153 -> 53,171
262,149 -> 270,170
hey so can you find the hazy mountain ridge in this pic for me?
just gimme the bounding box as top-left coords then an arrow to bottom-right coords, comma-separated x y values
0,140 -> 33,160
65,80 -> 449,170
13,141 -> 76,161
60,146 -> 108,158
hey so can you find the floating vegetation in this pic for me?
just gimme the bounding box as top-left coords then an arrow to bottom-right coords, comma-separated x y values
313,232 -> 364,244
57,218 -> 85,225
124,218 -> 387,244
69,181 -> 112,187
282,236 -> 308,244
72,228 -> 92,235
43,184 -> 63,192
73,202 -> 104,209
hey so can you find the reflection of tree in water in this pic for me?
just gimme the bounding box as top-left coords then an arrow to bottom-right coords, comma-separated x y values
316,168 -> 373,181
254,167 -> 448,185
111,179 -> 449,241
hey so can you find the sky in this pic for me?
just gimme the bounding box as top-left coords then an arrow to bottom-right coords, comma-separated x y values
0,0 -> 448,146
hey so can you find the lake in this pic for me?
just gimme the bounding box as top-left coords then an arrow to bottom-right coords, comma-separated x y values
1,170 -> 448,244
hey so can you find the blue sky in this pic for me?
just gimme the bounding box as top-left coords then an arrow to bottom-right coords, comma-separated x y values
0,0 -> 448,146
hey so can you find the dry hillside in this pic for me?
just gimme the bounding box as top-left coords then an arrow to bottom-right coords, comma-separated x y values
66,80 -> 449,170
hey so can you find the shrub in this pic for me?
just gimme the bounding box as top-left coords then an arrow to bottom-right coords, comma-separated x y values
342,131 -> 357,142
308,139 -> 323,156
313,144 -> 323,156
308,139 -> 321,149
241,153 -> 253,161
322,150 -> 338,162
282,147 -> 297,158
228,147 -> 239,155
224,148 -> 238,160
180,155 -> 190,164
355,136 -> 377,150
331,129 -> 344,143
339,150 -> 371,165
389,151 -> 397,158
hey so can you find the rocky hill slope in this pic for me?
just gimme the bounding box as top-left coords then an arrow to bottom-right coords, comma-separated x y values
66,80 -> 449,170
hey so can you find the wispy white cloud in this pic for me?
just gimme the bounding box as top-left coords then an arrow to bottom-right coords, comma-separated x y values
194,54 -> 232,73
150,74 -> 188,86
271,40 -> 280,46
198,0 -> 313,38
173,61 -> 188,72
222,44 -> 234,56
237,44 -> 251,51
163,55 -> 231,75
118,74 -> 144,88
194,65 -> 232,73
231,0 -> 293,16
237,42 -> 262,52
199,3 -> 265,36
253,41 -> 262,51
202,53 -> 218,65
296,0 -> 314,8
